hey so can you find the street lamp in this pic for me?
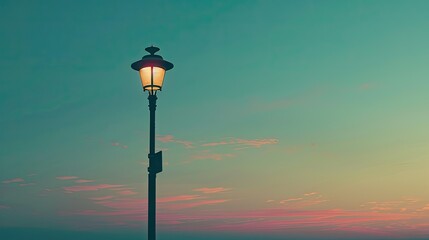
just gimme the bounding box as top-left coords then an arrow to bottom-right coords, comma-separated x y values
131,46 -> 174,240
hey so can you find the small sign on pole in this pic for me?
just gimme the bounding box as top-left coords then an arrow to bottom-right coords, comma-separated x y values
149,151 -> 163,174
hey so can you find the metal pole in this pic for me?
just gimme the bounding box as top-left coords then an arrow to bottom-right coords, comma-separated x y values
148,94 -> 157,240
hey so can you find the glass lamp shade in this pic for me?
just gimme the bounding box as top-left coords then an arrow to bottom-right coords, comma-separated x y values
139,66 -> 166,93
131,46 -> 173,94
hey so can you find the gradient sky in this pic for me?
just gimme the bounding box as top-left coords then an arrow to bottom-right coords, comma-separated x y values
1,0 -> 429,239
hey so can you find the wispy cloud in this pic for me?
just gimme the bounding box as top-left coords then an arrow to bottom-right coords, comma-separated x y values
69,204 -> 424,237
235,138 -> 279,148
81,194 -> 204,213
57,176 -> 95,184
90,196 -> 114,201
77,196 -> 227,215
157,135 -> 174,142
277,192 -> 327,209
304,192 -> 318,196
202,138 -> 278,149
2,178 -> 24,184
193,187 -> 231,194
110,187 -> 132,191
157,135 -> 193,148
164,199 -> 228,210
64,184 -> 124,192
72,209 -> 142,216
361,197 -> 426,213
117,190 -> 138,195
279,198 -> 303,203
56,176 -> 79,180
65,191 -> 429,237
202,141 -> 229,147
111,142 -> 128,149
155,135 -> 278,152
421,204 -> 429,211
75,179 -> 95,183
195,208 -> 414,235
92,198 -> 148,210
157,195 -> 202,203
0,205 -> 10,209
191,153 -> 234,161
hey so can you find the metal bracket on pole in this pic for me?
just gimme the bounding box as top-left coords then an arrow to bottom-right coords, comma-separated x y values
148,151 -> 163,174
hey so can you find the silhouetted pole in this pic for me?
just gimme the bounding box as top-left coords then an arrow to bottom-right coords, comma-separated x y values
148,94 -> 157,240
131,46 -> 173,240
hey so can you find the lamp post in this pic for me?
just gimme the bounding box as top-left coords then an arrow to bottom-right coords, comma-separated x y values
131,46 -> 173,240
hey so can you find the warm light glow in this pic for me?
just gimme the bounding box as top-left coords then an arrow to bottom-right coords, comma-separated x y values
139,67 -> 166,92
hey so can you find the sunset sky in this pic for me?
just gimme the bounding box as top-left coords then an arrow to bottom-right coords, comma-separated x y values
1,0 -> 429,239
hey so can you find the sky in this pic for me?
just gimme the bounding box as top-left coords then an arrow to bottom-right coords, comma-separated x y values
1,0 -> 429,239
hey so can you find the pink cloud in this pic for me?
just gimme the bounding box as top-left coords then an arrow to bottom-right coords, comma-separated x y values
281,199 -> 327,209
118,190 -> 138,195
63,184 -> 124,192
111,142 -> 128,149
73,209 -> 142,216
201,141 -> 229,147
90,196 -> 114,201
280,198 -> 303,203
235,138 -> 279,148
94,198 -> 148,210
63,189 -> 429,238
91,195 -> 202,210
2,178 -> 24,184
193,187 -> 231,194
75,179 -> 95,183
157,135 -> 174,142
157,195 -> 201,203
80,197 -> 227,214
0,205 -> 9,209
182,208 -> 415,234
360,198 -> 429,215
157,135 -> 193,148
65,194 -> 429,238
56,176 -> 78,180
421,204 -> 429,211
304,192 -> 318,196
164,199 -> 228,210
69,204 -> 421,236
110,187 -> 133,191
192,153 -> 234,161
202,138 -> 278,149
275,192 -> 327,209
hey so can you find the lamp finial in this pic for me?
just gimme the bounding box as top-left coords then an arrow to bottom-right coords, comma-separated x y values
145,46 -> 160,55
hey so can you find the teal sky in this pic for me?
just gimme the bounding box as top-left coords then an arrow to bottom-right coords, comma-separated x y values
2,0 -> 429,239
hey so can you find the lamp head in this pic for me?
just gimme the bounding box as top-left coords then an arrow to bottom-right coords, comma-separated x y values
131,46 -> 174,95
